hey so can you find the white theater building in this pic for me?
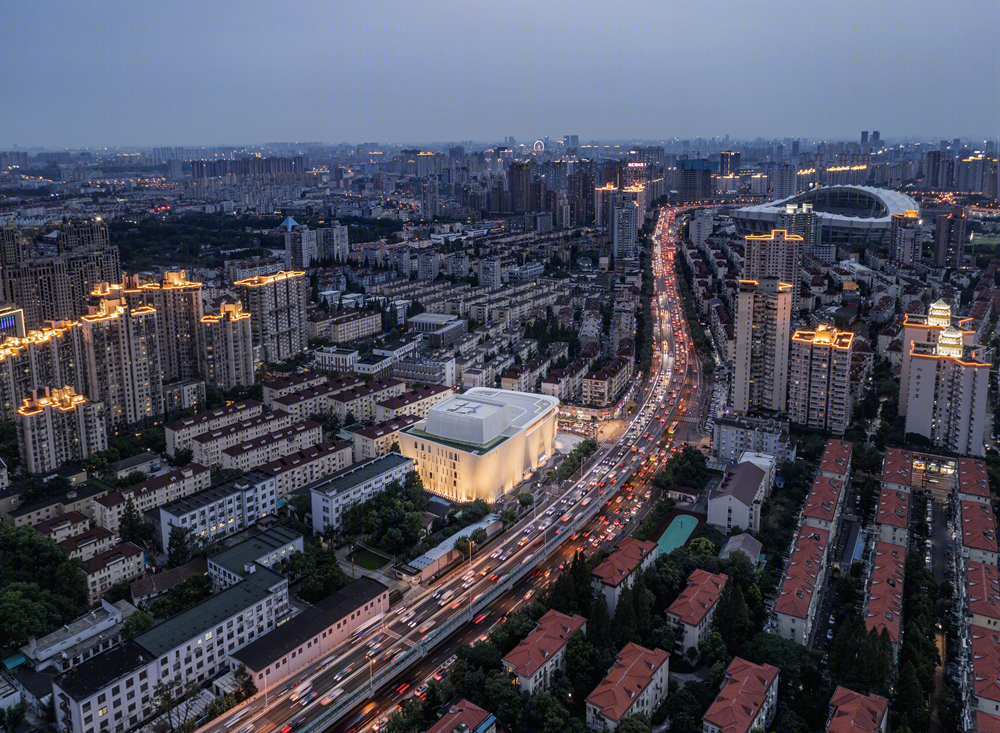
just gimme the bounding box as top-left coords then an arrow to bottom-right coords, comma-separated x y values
398,388 -> 559,503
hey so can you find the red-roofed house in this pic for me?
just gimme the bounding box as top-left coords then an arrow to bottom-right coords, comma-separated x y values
968,561 -> 1000,631
592,538 -> 658,616
423,699 -> 496,733
702,657 -> 780,733
818,440 -> 853,480
880,447 -> 913,493
774,527 -> 829,644
502,609 -> 587,693
864,542 -> 905,657
802,475 -> 845,533
961,500 -> 999,566
971,624 -> 1000,715
585,642 -> 669,731
875,487 -> 910,546
959,457 -> 991,504
666,569 -> 728,656
979,711 -> 1000,733
825,686 -> 888,733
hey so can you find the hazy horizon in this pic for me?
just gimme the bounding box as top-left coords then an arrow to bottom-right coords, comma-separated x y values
6,0 -> 998,149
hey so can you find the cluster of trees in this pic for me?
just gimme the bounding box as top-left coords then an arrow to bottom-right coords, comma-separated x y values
202,665 -> 257,722
829,614 -> 895,698
0,422 -> 19,472
205,382 -> 263,412
147,574 -> 214,620
123,610 -> 155,637
280,539 -> 352,604
555,439 -> 598,481
635,250 -> 654,375
165,525 -> 227,569
521,306 -> 582,358
650,445 -> 712,495
673,255 -> 716,374
83,428 -> 167,475
892,555 -> 944,732
110,213 -> 271,270
340,471 -> 430,561
0,523 -> 88,653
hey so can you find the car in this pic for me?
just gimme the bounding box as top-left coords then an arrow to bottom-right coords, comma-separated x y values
334,664 -> 354,681
524,590 -> 534,600
433,668 -> 445,680
299,691 -> 319,706
488,573 -> 499,581
414,684 -> 429,700
320,688 -> 345,705
395,682 -> 410,694
473,612 -> 488,624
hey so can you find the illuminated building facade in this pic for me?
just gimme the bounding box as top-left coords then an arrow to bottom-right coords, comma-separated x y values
16,387 -> 107,474
743,229 -> 804,312
899,300 -> 977,416
235,271 -> 308,363
905,326 -> 990,457
732,279 -> 792,415
0,321 -> 87,420
398,388 -> 558,503
788,326 -> 854,435
81,291 -> 163,430
890,210 -> 921,266
199,301 -> 255,391
123,271 -> 203,382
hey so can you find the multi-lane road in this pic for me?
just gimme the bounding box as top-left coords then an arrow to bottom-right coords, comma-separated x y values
203,208 -> 698,733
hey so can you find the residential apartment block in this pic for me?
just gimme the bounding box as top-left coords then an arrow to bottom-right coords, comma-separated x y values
309,453 -> 414,533
234,271 -> 308,362
702,658 -> 780,733
591,538 -> 658,616
191,410 -> 294,467
165,399 -> 263,457
256,441 -> 353,498
198,301 -> 255,390
16,387 -> 107,474
219,420 -> 323,472
732,278 -> 792,414
666,570 -> 728,657
352,415 -> 420,463
94,464 -> 211,535
374,384 -> 453,421
773,526 -> 830,645
585,643 -> 669,732
83,542 -> 147,604
502,610 -> 587,694
788,325 -> 854,435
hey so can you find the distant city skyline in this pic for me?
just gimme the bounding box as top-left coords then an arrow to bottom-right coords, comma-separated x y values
6,0 -> 997,148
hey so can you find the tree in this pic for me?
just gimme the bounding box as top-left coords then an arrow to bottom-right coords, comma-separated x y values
453,535 -> 471,556
233,664 -> 257,701
698,631 -> 729,669
517,492 -> 534,508
469,528 -> 488,545
689,537 -> 716,556
150,680 -> 201,733
170,447 -> 194,467
120,498 -> 148,546
167,526 -> 193,569
615,713 -> 652,733
500,508 -> 518,528
123,610 -> 155,637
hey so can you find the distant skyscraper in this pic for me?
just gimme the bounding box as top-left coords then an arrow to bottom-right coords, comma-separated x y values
925,149 -> 942,189
775,204 -> 827,263
167,159 -> 183,181
284,225 -> 319,269
732,278 -> 792,414
234,271 -> 308,363
935,208 -> 967,268
508,162 -> 532,213
123,271 -> 203,383
16,386 -> 107,474
199,301 -> 255,391
676,158 -> 712,203
567,170 -> 595,225
611,194 -> 638,260
318,223 -> 349,262
771,164 -> 797,200
0,321 -> 87,421
743,229 -> 803,312
787,325 -> 854,435
719,151 -> 741,177
890,211 -> 921,265
861,131 -> 869,145
420,178 -> 440,219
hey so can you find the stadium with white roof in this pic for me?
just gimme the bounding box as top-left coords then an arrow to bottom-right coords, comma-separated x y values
731,184 -> 919,245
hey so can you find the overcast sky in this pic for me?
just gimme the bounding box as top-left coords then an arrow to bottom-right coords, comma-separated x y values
5,0 -> 997,148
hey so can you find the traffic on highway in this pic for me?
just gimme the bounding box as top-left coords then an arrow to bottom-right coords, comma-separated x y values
202,207 -> 700,733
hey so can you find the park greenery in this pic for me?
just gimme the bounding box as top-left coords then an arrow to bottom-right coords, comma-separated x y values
0,522 -> 88,653
555,439 -> 599,481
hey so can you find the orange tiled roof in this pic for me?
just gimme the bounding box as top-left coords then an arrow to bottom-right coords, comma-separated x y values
592,538 -> 657,588
802,476 -> 844,523
864,542 -> 905,644
826,686 -> 889,733
667,569 -> 728,627
502,609 -> 586,680
586,642 -> 669,723
961,501 -> 999,555
774,527 -> 829,619
702,657 -> 779,733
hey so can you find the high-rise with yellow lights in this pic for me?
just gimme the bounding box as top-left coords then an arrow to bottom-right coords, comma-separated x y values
0,321 -> 87,421
199,301 -> 255,391
16,387 -> 107,474
904,325 -> 990,456
732,278 -> 792,415
234,271 -> 308,363
743,229 -> 803,312
899,300 -> 977,417
788,325 -> 855,435
81,289 -> 163,430
123,271 -> 203,382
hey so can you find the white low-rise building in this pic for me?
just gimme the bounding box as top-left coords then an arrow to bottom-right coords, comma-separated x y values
502,610 -> 587,694
309,453 -> 414,533
666,569 -> 728,657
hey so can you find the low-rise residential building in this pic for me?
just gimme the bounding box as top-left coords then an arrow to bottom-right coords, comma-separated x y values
967,561 -> 1000,631
313,347 -> 358,373
708,461 -> 767,534
582,357 -> 633,408
374,385 -> 454,421
8,478 -> 110,527
20,598 -> 138,674
311,309 -> 381,343
94,465 -> 212,535
502,610 -> 587,694
585,642 -> 669,732
107,453 -> 159,481
875,487 -> 910,546
352,415 -> 420,462
392,353 -> 457,387
309,453 -> 414,533
818,439 -> 853,481
970,624 -> 1000,716
191,411 -> 294,467
961,499 -> 999,566
802,475 -> 845,533
256,441 -> 353,498
83,542 -> 147,604
262,372 -> 330,407
958,456 -> 991,504
148,471 -> 279,550
162,380 -> 206,416
408,312 -> 466,347
826,685 -> 889,733
53,568 -> 288,733
60,527 -> 115,561
863,542 -> 906,658
592,538 -> 658,616
712,414 -> 796,464
773,526 -> 830,645
268,385 -> 341,422
665,570 -> 728,657
328,379 -> 406,423
229,577 -> 388,687
219,421 -> 323,472
207,526 -> 303,588
33,511 -> 91,543
165,399 -> 262,457
423,699 -> 497,733
702,658 -> 780,733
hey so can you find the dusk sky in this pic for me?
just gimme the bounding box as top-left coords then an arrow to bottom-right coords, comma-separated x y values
6,0 -> 997,148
